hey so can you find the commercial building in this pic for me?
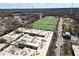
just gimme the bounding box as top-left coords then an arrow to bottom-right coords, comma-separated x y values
0,28 -> 54,56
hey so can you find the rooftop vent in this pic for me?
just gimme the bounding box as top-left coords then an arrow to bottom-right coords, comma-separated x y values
17,42 -> 38,50
28,33 -> 45,37
17,43 -> 26,49
0,38 -> 7,43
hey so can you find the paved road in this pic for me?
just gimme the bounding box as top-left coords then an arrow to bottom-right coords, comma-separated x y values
64,35 -> 79,44
55,17 -> 64,56
71,36 -> 79,41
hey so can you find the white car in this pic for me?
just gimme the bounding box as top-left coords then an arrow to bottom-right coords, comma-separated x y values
62,31 -> 71,40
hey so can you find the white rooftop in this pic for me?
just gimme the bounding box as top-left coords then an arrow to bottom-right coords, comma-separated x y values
0,31 -> 24,43
72,45 -> 79,56
0,28 -> 53,56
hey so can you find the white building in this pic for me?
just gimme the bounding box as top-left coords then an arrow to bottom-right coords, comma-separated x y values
72,44 -> 79,56
0,28 -> 54,56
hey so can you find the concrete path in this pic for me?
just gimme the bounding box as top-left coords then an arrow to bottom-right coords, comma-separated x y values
55,17 -> 64,56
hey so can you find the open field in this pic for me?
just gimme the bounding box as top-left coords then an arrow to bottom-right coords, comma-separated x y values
31,16 -> 57,31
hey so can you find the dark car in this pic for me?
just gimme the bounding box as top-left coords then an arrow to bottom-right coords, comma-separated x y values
70,32 -> 77,36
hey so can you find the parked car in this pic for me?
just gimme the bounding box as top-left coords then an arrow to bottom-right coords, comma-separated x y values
70,32 -> 77,36
62,31 -> 71,40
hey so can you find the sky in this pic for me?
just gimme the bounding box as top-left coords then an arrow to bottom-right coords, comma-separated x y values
0,3 -> 79,9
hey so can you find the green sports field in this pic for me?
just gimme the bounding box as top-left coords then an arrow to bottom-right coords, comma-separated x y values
32,16 -> 57,31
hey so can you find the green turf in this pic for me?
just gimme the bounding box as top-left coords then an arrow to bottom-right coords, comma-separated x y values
32,16 -> 57,31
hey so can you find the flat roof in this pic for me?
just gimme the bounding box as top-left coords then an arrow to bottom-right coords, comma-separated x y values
0,31 -> 23,43
72,45 -> 79,56
0,28 -> 53,56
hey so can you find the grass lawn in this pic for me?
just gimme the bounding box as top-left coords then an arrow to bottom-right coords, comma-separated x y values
32,16 -> 57,31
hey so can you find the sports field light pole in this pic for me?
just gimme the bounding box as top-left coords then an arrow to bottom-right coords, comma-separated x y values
32,4 -> 34,13
70,3 -> 73,18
